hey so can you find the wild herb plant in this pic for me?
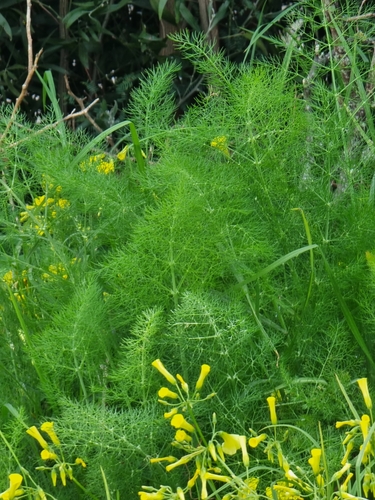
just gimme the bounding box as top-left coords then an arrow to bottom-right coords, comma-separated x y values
1,1 -> 375,497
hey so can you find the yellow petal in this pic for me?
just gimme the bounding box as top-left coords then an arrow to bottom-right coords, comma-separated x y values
41,422 -> 60,446
358,378 -> 372,409
158,387 -> 179,399
195,364 -> 211,390
267,396 -> 277,425
171,414 -> 195,433
41,449 -> 58,461
152,359 -> 176,385
219,432 -> 243,455
249,433 -> 267,448
26,426 -> 49,449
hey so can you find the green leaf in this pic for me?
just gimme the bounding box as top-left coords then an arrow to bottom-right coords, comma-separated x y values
0,13 -> 12,39
233,244 -> 318,289
179,3 -> 201,31
63,7 -> 93,29
157,0 -> 169,20
209,0 -> 230,31
3,403 -> 20,419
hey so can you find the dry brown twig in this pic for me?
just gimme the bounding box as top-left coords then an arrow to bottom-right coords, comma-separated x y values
0,0 -> 43,146
6,99 -> 100,149
64,75 -> 115,148
0,0 -> 101,150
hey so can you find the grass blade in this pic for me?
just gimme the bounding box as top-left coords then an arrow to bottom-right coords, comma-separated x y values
233,244 -> 317,290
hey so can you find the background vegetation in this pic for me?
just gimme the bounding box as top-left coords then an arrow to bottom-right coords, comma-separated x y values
1,0 -> 375,498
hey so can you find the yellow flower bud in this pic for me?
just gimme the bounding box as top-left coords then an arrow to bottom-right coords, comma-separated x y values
195,364 -> 211,390
26,426 -> 49,449
158,387 -> 179,399
249,433 -> 267,448
204,472 -> 231,482
164,408 -> 178,419
358,378 -> 372,410
152,359 -> 176,385
51,468 -> 57,486
59,465 -> 66,486
267,396 -> 277,425
175,430 -> 192,442
331,462 -> 351,482
150,456 -> 177,464
308,448 -> 322,475
41,450 -> 58,461
176,374 -> 189,393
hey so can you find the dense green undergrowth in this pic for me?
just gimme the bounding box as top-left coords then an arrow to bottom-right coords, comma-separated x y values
2,1 -> 375,498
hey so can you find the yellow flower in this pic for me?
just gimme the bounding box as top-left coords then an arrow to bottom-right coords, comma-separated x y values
341,441 -> 354,465
117,145 -> 130,161
204,471 -> 231,482
34,195 -> 46,207
59,464 -> 67,486
176,374 -> 189,393
237,477 -> 259,498
170,414 -> 195,433
175,430 -> 192,442
219,432 -> 242,454
35,487 -> 47,500
26,426 -> 49,449
176,487 -> 185,500
164,408 -> 178,419
158,387 -> 179,399
0,473 -> 24,500
75,457 -> 87,468
138,492 -> 165,500
195,364 -> 211,390
336,420 -> 358,428
358,378 -> 372,410
41,449 -> 58,461
150,456 -> 176,464
165,449 -> 205,472
19,211 -> 29,223
152,359 -> 177,385
331,462 -> 351,481
249,433 -> 267,448
41,422 -> 60,445
96,158 -> 115,174
272,484 -> 303,500
51,468 -> 57,487
187,467 -> 200,489
360,414 -> 370,440
308,448 -> 321,475
267,396 -> 277,425
57,199 -> 70,209
210,136 -> 230,157
208,441 -> 217,461
340,472 -> 354,493
2,271 -> 14,285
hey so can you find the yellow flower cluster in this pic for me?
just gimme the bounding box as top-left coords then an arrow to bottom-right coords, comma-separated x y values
26,421 -> 86,487
2,269 -> 29,302
80,154 -> 115,174
210,136 -> 230,157
42,263 -> 69,281
20,193 -> 70,236
142,362 -> 375,500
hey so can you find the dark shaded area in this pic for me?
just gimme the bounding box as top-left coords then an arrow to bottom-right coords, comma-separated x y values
0,0 -> 292,131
